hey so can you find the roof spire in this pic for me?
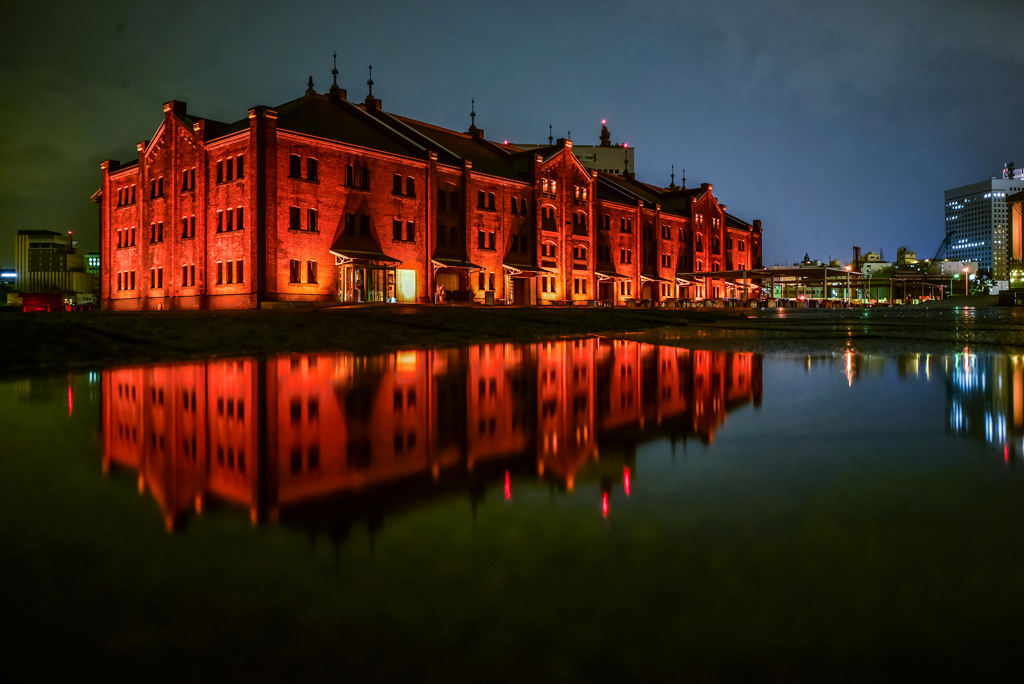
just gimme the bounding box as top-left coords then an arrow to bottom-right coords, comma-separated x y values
469,99 -> 478,134
681,168 -> 686,189
331,52 -> 339,86
366,64 -> 373,97
548,125 -> 553,145
567,129 -> 571,140
306,75 -> 315,96
670,165 -> 677,191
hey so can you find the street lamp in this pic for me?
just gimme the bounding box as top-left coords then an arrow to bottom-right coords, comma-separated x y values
845,265 -> 852,306
963,266 -> 970,296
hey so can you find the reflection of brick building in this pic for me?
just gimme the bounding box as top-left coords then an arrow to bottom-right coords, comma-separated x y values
102,340 -> 761,530
97,72 -> 762,311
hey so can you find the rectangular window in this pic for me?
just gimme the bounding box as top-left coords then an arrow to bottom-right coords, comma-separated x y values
226,157 -> 234,181
393,219 -> 403,240
488,272 -> 495,290
182,265 -> 188,286
117,272 -> 123,291
393,174 -> 403,194
157,267 -> 163,288
478,230 -> 485,248
117,229 -> 123,248
236,155 -> 243,178
487,232 -> 495,249
217,261 -> 223,285
226,208 -> 234,232
307,208 -> 317,232
406,177 -> 415,197
478,272 -> 485,290
290,206 -> 300,231
226,260 -> 234,284
361,167 -> 370,189
189,264 -> 195,286
216,160 -> 224,183
181,170 -> 190,192
290,154 -> 301,178
130,271 -> 135,289
477,190 -> 485,208
450,191 -> 459,212
307,158 -> 318,181
406,221 -> 415,241
236,260 -> 243,284
289,259 -> 300,284
307,261 -> 318,284
346,164 -> 355,187
344,213 -> 354,235
217,211 -> 224,233
181,217 -> 189,238
488,192 -> 495,210
236,207 -> 243,231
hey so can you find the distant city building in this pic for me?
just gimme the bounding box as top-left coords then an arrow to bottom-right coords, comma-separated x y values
942,171 -> 1024,279
513,120 -> 637,176
896,246 -> 918,266
85,251 -> 101,276
859,260 -> 892,276
14,230 -> 95,304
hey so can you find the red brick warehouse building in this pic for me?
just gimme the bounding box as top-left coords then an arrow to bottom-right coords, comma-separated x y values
97,70 -> 763,310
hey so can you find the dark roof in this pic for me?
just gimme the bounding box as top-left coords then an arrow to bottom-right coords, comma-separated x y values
272,94 -> 429,160
329,230 -> 397,264
396,117 -> 526,181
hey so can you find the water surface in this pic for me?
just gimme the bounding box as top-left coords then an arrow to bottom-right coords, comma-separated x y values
4,337 -> 1024,681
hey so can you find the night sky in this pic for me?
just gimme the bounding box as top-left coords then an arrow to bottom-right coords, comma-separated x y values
2,0 -> 1022,268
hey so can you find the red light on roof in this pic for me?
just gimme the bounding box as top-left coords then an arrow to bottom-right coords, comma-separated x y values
602,119 -> 606,125
504,140 -> 508,145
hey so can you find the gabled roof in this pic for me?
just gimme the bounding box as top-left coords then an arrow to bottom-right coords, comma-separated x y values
272,94 -> 429,159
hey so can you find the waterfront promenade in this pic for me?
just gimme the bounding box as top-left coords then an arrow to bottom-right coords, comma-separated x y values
2,295 -> 1017,377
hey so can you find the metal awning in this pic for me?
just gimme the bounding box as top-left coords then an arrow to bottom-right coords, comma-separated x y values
596,270 -> 628,281
432,257 -> 483,272
503,262 -> 547,276
331,248 -> 400,266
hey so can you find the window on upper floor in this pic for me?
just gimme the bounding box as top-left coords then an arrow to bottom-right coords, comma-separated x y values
151,177 -> 163,199
290,154 -> 301,178
307,158 -> 318,181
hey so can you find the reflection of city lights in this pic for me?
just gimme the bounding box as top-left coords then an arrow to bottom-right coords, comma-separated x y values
68,385 -> 73,418
602,491 -> 609,518
504,470 -> 511,501
623,466 -> 631,497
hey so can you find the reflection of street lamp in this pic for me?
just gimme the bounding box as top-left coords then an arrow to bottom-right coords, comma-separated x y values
963,266 -> 970,296
845,265 -> 852,306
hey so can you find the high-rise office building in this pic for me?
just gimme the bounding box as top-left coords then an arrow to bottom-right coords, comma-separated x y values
944,170 -> 1024,280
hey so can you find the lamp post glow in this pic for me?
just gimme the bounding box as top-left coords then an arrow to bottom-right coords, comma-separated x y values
845,265 -> 852,306
963,266 -> 970,296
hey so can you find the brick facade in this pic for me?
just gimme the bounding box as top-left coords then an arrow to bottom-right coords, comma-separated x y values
98,80 -> 762,310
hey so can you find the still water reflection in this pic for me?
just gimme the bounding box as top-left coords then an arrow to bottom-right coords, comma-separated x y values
102,339 -> 761,532
7,340 -> 1024,680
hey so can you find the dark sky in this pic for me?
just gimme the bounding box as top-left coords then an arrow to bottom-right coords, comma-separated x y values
2,0 -> 1022,267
